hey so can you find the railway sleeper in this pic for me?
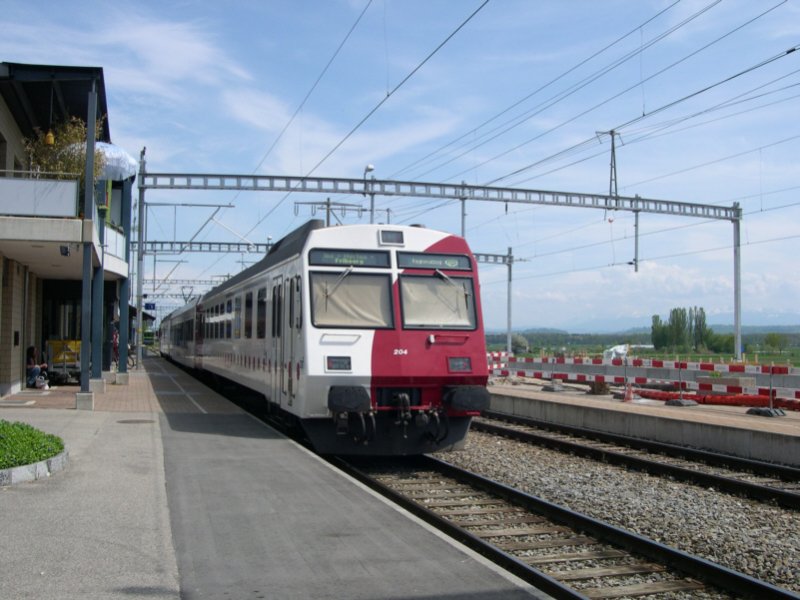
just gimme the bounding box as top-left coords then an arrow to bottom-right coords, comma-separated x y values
547,562 -> 665,582
580,578 -> 705,599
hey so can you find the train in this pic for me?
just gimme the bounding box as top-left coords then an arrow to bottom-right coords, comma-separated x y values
159,219 -> 490,455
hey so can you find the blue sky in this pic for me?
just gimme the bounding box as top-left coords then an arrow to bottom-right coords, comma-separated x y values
3,0 -> 799,332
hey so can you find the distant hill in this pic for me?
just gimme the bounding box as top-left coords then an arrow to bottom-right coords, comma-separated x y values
709,324 -> 800,334
487,323 -> 800,336
485,327 -> 568,335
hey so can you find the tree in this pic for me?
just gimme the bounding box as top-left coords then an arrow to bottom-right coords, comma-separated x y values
706,332 -> 734,354
668,307 -> 689,350
693,306 -> 709,350
24,116 -> 106,187
511,333 -> 530,355
651,315 -> 668,350
764,332 -> 787,355
652,306 -> 713,351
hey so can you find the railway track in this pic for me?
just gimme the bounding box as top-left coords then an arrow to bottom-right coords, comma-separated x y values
473,411 -> 800,510
210,381 -> 799,598
336,455 -> 797,600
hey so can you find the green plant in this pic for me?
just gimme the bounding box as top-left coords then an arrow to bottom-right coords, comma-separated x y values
0,420 -> 64,470
24,115 -> 106,184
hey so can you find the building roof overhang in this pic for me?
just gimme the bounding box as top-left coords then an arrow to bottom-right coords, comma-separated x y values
0,62 -> 111,142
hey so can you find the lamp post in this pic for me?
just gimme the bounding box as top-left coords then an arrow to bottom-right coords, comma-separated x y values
363,164 -> 375,224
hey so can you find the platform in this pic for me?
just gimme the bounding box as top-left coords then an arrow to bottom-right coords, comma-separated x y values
489,380 -> 800,467
0,357 -> 540,599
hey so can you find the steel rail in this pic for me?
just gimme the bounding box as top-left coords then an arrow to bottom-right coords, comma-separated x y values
332,456 -> 586,600
482,410 -> 800,477
338,455 -> 798,599
475,419 -> 800,509
424,456 -> 799,599
479,411 -> 800,509
162,359 -> 797,598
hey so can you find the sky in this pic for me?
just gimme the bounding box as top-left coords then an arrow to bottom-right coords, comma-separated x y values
3,0 -> 799,332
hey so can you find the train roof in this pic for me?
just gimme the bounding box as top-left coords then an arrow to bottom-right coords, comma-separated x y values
160,295 -> 201,324
201,219 -> 325,302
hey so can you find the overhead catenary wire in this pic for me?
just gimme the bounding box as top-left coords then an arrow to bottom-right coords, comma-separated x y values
505,68 -> 800,188
398,0 -> 725,185
484,4 -> 794,187
386,0 -> 687,181
480,231 -> 800,286
250,0 -> 375,174
472,193 -> 800,285
183,1 -> 376,280
239,0 -> 491,244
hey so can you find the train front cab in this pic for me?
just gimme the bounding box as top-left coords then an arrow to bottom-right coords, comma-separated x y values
301,234 -> 490,455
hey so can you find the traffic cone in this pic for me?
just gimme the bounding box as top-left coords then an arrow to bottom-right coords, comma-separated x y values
623,384 -> 634,402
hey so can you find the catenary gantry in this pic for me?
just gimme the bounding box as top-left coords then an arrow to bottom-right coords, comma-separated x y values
137,161 -> 743,359
140,172 -> 739,222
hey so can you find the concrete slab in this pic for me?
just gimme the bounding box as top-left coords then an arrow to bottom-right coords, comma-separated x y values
490,384 -> 800,466
0,409 -> 180,599
0,358 -> 544,599
160,411 -> 540,599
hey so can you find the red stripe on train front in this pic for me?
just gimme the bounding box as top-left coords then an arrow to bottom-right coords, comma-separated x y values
370,234 -> 486,410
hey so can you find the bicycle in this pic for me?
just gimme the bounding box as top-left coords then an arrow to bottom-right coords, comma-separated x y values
127,343 -> 137,368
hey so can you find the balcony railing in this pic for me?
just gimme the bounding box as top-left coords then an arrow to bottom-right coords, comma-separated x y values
0,171 -> 80,217
0,171 -> 129,263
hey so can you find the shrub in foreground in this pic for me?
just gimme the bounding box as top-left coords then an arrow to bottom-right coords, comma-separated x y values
0,420 -> 64,470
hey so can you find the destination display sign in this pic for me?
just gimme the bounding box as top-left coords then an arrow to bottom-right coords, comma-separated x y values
309,249 -> 390,268
397,252 -> 471,271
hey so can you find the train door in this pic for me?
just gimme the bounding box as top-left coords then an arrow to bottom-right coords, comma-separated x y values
289,275 -> 301,404
195,305 -> 204,369
282,278 -> 292,402
271,275 -> 284,407
284,276 -> 300,403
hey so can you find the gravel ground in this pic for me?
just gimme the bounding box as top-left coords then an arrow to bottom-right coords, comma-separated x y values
442,431 -> 800,594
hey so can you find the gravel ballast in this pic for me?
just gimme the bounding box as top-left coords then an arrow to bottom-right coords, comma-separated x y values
443,431 -> 800,594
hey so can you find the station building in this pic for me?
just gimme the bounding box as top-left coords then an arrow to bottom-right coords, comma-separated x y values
0,61 -> 139,399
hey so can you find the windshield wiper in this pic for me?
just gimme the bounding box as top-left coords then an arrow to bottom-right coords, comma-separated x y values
435,269 -> 471,310
325,266 -> 354,301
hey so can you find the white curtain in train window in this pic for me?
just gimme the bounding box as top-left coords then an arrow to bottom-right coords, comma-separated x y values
400,276 -> 475,328
311,273 -> 393,327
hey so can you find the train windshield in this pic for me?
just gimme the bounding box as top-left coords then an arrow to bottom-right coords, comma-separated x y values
310,272 -> 393,328
400,274 -> 476,329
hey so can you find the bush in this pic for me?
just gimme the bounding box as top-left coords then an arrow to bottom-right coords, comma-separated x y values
0,420 -> 64,470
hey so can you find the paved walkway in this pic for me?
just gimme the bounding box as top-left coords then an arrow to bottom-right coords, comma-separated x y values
1,356 -> 239,414
0,357 -> 540,600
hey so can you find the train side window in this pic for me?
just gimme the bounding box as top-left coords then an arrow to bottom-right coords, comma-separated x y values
245,291 -> 253,339
257,288 -> 267,339
211,305 -> 215,339
214,305 -> 219,339
288,280 -> 295,329
273,285 -> 282,338
271,287 -> 277,338
226,299 -> 233,339
234,296 -> 242,338
295,276 -> 302,329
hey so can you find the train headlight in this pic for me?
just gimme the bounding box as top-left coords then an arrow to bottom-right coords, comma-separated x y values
448,357 -> 472,373
326,356 -> 352,371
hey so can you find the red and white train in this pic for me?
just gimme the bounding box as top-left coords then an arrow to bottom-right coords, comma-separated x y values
159,219 -> 489,455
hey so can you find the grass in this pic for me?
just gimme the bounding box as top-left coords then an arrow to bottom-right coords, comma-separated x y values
0,420 -> 64,470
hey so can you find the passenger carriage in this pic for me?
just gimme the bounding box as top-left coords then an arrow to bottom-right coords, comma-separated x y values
160,219 -> 489,455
